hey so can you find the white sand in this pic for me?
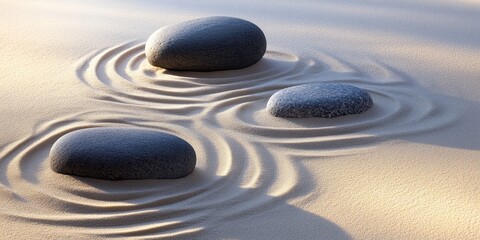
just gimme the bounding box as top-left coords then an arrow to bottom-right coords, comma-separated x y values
1,0 -> 479,239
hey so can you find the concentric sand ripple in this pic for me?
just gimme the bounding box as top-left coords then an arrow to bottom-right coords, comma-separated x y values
75,41 -> 317,116
76,42 -> 457,153
0,42 -> 460,238
206,59 -> 459,156
0,111 -> 308,239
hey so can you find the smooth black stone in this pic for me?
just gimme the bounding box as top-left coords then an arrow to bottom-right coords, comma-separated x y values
50,128 -> 196,180
145,16 -> 267,71
266,83 -> 373,118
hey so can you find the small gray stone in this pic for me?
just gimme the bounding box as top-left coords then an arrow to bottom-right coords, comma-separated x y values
50,128 -> 196,180
145,16 -> 267,71
266,83 -> 373,118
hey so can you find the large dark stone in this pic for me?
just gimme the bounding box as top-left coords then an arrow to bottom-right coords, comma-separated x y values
145,16 -> 267,71
50,128 -> 196,180
266,83 -> 373,118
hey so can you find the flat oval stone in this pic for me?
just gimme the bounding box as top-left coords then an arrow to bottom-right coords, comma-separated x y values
145,16 -> 267,71
266,83 -> 373,118
50,128 -> 196,180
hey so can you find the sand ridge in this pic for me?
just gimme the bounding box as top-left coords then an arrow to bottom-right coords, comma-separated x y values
0,0 -> 479,239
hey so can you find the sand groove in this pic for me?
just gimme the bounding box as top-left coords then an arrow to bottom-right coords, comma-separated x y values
0,111 -> 304,238
0,42 -> 460,238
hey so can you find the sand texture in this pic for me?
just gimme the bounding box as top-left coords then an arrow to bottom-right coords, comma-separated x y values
0,0 -> 479,239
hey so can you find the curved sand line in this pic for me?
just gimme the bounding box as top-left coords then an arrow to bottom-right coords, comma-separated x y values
76,42 -> 458,153
0,42 -> 461,238
75,41 -> 306,116
0,110 -> 306,239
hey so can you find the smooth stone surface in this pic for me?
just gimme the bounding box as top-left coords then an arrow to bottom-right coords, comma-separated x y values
50,128 -> 196,180
266,83 -> 373,118
145,16 -> 267,71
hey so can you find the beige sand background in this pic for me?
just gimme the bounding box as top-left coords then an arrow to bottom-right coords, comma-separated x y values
0,0 -> 479,239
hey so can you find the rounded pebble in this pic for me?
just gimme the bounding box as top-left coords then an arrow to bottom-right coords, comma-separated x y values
50,128 -> 196,180
145,16 -> 267,71
266,83 -> 373,118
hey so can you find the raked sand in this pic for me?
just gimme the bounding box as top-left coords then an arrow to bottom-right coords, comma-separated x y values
1,0 -> 479,239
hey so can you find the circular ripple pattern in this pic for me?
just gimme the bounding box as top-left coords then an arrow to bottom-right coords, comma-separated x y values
206,57 -> 460,157
75,41 -> 318,116
0,111 -> 309,239
0,42 -> 461,238
75,42 -> 458,153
